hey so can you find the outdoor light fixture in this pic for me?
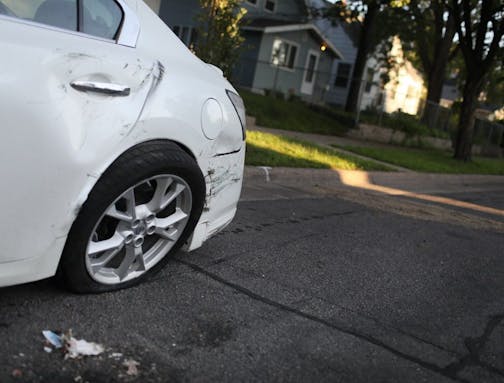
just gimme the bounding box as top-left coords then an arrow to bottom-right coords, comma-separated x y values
320,43 -> 327,52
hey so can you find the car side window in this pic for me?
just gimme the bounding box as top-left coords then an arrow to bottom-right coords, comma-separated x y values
0,0 -> 78,30
0,0 -> 123,41
81,0 -> 123,40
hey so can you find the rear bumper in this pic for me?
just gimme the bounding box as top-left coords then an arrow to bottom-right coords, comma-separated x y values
185,146 -> 245,251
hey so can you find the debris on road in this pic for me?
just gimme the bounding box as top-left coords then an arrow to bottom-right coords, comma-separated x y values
65,336 -> 104,359
123,358 -> 140,376
11,368 -> 22,378
42,330 -> 104,359
42,330 -> 63,349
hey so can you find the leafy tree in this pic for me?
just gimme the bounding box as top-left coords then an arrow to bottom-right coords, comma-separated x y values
194,0 -> 247,79
481,64 -> 504,107
403,0 -> 457,106
322,1 -> 408,113
450,0 -> 503,160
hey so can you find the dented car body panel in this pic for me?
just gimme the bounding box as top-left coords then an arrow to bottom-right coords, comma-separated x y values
0,0 -> 245,287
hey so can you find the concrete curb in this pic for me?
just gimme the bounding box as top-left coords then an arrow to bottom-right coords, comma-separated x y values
244,166 -> 504,195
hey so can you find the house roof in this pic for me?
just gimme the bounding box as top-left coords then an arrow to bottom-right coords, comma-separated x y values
309,0 -> 361,47
243,22 -> 344,59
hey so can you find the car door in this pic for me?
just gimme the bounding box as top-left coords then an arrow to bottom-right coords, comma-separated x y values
0,0 -> 156,264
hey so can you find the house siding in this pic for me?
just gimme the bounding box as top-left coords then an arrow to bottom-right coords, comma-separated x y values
242,0 -> 306,21
158,0 -> 199,29
235,30 -> 263,87
309,0 -> 358,106
251,30 -> 333,101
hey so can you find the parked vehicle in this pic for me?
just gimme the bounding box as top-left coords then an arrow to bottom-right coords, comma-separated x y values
0,0 -> 246,293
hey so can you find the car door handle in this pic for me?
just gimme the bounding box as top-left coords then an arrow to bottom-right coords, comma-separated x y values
70,81 -> 131,96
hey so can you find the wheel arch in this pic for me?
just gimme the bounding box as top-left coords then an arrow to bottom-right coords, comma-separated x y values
56,138 -> 207,291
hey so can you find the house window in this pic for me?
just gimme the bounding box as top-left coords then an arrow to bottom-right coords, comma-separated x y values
264,0 -> 276,12
334,63 -> 351,88
305,54 -> 317,83
171,25 -> 197,48
271,39 -> 298,69
364,68 -> 374,93
246,0 -> 258,5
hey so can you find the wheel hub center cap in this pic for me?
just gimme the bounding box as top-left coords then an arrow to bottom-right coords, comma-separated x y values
132,222 -> 146,236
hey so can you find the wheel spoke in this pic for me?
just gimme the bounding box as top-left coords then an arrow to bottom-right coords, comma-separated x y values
155,208 -> 188,229
105,204 -> 133,222
116,246 -> 143,281
147,177 -> 173,212
161,183 -> 186,211
88,232 -> 124,256
155,227 -> 179,241
89,244 -> 124,271
123,188 -> 137,219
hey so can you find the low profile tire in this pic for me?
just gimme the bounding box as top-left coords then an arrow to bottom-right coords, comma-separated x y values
59,141 -> 206,293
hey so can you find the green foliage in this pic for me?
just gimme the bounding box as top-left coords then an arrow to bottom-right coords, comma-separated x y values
360,111 -> 451,139
388,112 -> 449,138
240,90 -> 350,136
482,65 -> 504,106
341,146 -> 504,174
194,0 -> 247,79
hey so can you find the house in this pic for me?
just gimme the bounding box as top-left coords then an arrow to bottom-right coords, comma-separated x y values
235,0 -> 343,102
308,0 -> 360,106
147,0 -> 343,102
360,37 -> 425,115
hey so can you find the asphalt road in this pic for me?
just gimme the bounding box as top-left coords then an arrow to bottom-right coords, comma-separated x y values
1,180 -> 504,383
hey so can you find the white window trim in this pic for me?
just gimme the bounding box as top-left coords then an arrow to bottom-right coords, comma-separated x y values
263,0 -> 276,13
270,37 -> 299,73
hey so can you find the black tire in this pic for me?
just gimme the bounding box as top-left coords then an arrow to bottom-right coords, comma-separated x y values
58,140 -> 206,293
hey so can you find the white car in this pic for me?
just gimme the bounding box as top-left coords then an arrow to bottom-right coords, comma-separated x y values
0,0 -> 246,292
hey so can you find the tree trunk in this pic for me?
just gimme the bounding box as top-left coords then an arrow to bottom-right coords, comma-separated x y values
421,12 -> 456,125
453,77 -> 482,160
421,61 -> 449,127
344,1 -> 379,113
426,13 -> 456,104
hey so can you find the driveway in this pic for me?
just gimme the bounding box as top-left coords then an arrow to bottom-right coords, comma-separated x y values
1,169 -> 503,382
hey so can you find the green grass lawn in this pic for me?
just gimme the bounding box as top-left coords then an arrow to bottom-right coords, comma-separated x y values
240,90 -> 350,136
246,131 -> 392,171
339,145 -> 504,175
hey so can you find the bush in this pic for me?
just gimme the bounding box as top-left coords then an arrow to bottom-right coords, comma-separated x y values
308,104 -> 356,129
363,111 -> 451,140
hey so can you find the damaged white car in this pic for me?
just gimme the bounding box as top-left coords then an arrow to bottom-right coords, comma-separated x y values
0,0 -> 245,292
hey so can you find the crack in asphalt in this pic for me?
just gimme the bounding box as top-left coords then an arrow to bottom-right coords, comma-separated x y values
176,259 -> 470,383
209,258 -> 461,359
444,315 -> 504,378
296,292 -> 462,357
